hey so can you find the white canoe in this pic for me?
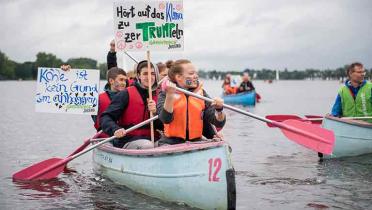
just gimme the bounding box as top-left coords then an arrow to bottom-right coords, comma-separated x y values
322,115 -> 372,158
92,140 -> 236,210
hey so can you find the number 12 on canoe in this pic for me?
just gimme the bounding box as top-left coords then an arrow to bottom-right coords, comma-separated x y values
208,158 -> 222,182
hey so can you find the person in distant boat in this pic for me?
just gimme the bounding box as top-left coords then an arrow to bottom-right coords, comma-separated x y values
107,39 -> 117,70
93,67 -> 128,132
331,62 -> 372,121
157,59 -> 226,146
101,61 -> 162,149
237,72 -> 255,93
222,74 -> 237,95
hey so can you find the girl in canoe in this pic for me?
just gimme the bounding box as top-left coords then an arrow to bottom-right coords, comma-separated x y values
157,59 -> 226,146
100,60 -> 162,149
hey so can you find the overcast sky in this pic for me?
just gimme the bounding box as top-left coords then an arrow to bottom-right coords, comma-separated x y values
1,0 -> 371,71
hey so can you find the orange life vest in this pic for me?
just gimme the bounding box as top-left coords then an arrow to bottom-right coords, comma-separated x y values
164,91 -> 205,140
224,84 -> 237,94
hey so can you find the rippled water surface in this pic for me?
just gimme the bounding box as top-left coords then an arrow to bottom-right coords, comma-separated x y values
1,80 -> 372,209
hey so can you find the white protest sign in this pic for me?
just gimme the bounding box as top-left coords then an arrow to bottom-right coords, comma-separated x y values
35,67 -> 100,115
230,75 -> 241,87
113,1 -> 184,51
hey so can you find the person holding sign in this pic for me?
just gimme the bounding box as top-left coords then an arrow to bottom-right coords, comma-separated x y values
93,67 -> 128,132
157,59 -> 226,146
100,61 -> 162,149
107,39 -> 117,70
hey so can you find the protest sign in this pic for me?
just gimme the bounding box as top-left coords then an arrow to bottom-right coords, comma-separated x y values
113,1 -> 184,51
35,67 -> 100,115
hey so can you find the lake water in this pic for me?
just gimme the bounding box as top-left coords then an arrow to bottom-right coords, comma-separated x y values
1,80 -> 371,209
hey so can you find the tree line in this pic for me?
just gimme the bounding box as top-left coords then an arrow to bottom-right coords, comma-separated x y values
199,67 -> 371,81
1,50 -> 370,80
0,51 -> 108,80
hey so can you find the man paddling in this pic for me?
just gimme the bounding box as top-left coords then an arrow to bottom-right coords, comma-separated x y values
331,62 -> 372,122
237,72 -> 255,93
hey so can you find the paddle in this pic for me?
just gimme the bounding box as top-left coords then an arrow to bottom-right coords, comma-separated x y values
67,131 -> 102,157
174,87 -> 335,155
12,115 -> 159,181
266,114 -> 372,125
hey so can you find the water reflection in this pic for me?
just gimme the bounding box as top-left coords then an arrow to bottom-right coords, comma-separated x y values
14,178 -> 70,199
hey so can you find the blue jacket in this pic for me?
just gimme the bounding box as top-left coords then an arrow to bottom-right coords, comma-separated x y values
331,80 -> 368,116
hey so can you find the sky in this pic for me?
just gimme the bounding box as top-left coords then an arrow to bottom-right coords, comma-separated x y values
1,0 -> 371,71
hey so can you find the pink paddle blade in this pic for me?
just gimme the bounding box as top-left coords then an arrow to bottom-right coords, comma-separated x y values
13,158 -> 64,181
280,119 -> 335,155
265,115 -> 302,127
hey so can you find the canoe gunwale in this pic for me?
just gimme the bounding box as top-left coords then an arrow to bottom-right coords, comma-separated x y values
325,115 -> 372,128
222,90 -> 255,98
92,140 -> 227,157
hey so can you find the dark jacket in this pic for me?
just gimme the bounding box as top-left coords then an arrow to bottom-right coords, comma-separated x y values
100,81 -> 162,146
107,51 -> 117,69
238,81 -> 255,93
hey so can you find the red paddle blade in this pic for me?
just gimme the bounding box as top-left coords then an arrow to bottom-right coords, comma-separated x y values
12,158 -> 67,181
265,115 -> 303,127
279,119 -> 334,155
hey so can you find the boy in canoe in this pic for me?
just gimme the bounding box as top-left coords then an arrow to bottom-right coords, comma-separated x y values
93,67 -> 128,132
100,61 -> 162,149
331,62 -> 372,122
157,59 -> 226,146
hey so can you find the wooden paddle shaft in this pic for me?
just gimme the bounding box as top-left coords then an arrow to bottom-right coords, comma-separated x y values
70,115 -> 158,160
174,87 -> 331,144
146,50 -> 155,144
174,87 -> 269,123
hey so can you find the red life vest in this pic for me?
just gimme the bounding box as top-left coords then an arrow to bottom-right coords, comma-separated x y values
94,92 -> 111,131
118,86 -> 158,138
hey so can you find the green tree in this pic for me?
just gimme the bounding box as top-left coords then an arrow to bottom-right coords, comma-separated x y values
15,62 -> 34,80
0,51 -> 16,80
98,63 -> 108,80
67,57 -> 97,69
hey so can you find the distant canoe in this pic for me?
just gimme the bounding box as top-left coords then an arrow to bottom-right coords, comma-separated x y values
322,115 -> 372,158
92,141 -> 236,210
222,91 -> 256,106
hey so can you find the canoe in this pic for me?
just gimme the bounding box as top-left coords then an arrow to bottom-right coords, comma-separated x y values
92,140 -> 236,210
321,115 -> 372,158
222,91 -> 256,106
